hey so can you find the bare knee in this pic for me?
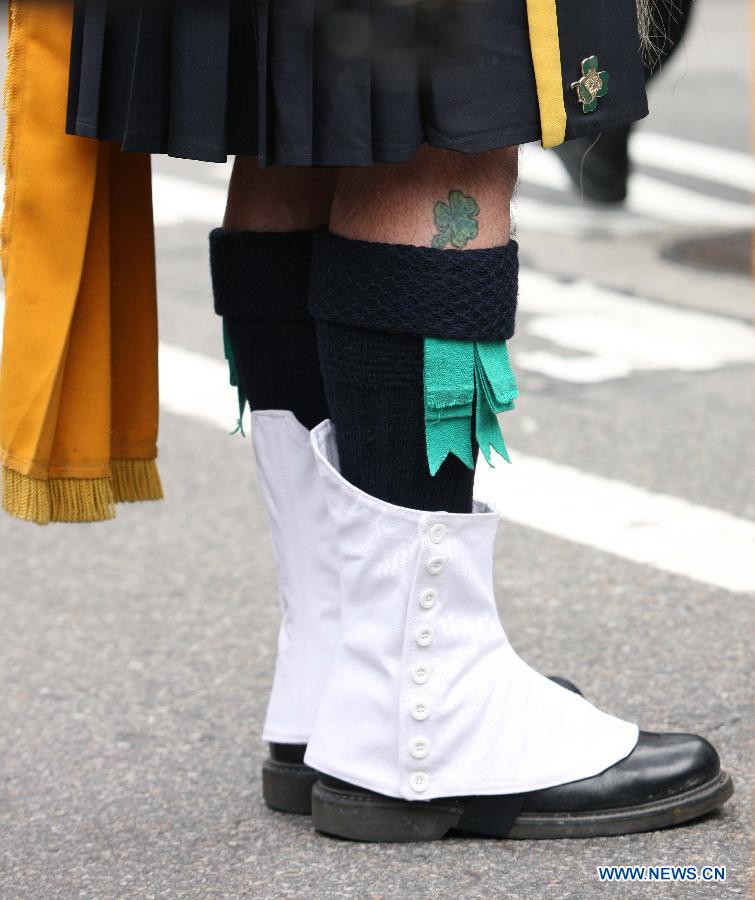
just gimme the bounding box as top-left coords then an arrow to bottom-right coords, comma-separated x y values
224,156 -> 339,232
330,145 -> 518,248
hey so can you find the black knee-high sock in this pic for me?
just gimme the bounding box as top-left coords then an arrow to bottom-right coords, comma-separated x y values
310,232 -> 519,514
317,321 -> 477,512
209,229 -> 329,431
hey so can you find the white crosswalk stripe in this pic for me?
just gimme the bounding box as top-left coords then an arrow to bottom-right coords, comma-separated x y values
475,449 -> 755,596
515,269 -> 753,383
517,137 -> 753,233
148,132 -> 754,591
2,131 -> 752,594
629,132 -> 754,193
156,340 -> 755,595
153,173 -> 227,227
152,131 -> 754,236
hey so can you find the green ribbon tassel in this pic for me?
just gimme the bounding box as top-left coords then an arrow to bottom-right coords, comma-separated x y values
424,337 -> 518,475
223,319 -> 247,436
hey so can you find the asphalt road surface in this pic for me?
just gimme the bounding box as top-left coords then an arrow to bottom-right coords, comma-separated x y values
1,2 -> 752,897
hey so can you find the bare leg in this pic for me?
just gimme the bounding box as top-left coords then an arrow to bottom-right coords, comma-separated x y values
224,156 -> 339,231
329,145 -> 518,248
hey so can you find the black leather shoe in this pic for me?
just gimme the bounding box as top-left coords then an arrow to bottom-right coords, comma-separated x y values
262,744 -> 315,814
311,732 -> 733,842
262,676 -> 583,815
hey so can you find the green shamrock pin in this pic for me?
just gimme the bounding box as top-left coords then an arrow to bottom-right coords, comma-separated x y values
431,190 -> 480,249
571,56 -> 609,113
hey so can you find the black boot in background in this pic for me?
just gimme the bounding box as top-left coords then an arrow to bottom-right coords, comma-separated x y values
553,127 -> 631,204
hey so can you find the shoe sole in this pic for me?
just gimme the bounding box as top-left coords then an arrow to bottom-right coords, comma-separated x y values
311,771 -> 734,842
262,759 -> 317,815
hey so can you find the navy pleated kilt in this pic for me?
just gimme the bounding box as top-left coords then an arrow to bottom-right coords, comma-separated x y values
67,0 -> 648,166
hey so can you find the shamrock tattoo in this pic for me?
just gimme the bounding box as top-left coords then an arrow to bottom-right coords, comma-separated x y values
431,190 -> 480,249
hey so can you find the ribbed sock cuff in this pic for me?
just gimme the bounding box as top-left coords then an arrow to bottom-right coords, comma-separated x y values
309,231 -> 519,341
210,228 -> 314,321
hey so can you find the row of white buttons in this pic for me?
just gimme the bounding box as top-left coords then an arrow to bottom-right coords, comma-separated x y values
408,521 -> 448,794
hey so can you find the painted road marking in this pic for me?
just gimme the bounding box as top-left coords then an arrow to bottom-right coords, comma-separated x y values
1,284 -> 750,594
630,131 -> 754,194
519,132 -> 754,197
157,342 -> 755,595
518,144 -> 753,230
152,131 -> 754,234
513,196 -> 648,238
152,173 -> 226,227
149,172 -> 755,387
515,269 -> 753,383
475,450 -> 755,596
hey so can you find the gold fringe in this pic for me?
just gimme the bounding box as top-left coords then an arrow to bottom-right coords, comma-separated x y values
2,459 -> 163,524
111,458 -> 164,504
2,466 -> 51,524
1,466 -> 116,524
48,475 -> 116,523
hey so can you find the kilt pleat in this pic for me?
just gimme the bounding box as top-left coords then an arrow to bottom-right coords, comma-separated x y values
67,0 -> 647,166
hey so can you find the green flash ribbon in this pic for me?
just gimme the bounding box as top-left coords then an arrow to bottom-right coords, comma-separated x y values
223,319 -> 247,436
424,337 -> 518,475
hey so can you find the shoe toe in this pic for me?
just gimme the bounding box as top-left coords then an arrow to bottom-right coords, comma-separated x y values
522,731 -> 721,813
655,732 -> 720,794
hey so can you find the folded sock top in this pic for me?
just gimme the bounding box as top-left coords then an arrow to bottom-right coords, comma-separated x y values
309,231 -> 519,342
210,228 -> 314,320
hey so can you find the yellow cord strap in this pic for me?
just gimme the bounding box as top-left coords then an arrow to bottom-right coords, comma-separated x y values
525,0 -> 568,149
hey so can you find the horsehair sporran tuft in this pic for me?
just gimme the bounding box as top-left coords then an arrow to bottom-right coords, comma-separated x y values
637,0 -> 680,67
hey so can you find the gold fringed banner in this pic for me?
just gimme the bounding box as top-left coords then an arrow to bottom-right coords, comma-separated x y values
111,458 -> 164,505
0,2 -> 163,526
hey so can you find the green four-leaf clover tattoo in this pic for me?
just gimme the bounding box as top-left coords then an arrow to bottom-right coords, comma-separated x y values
431,190 -> 480,249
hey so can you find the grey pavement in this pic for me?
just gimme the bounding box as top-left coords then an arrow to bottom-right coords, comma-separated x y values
0,1 -> 752,897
